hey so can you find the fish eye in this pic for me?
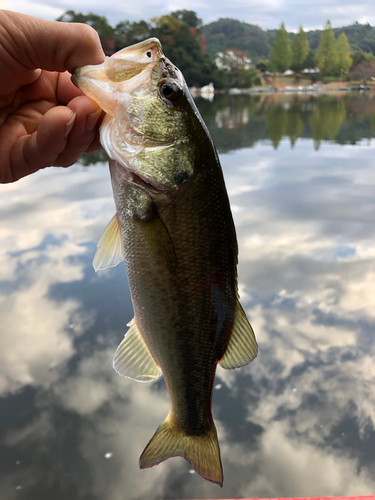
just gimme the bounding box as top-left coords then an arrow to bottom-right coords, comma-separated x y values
159,81 -> 182,103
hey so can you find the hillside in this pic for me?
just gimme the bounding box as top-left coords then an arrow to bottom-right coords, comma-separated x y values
203,19 -> 375,62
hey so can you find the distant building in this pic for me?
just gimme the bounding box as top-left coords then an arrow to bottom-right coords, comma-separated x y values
214,48 -> 253,72
302,68 -> 320,74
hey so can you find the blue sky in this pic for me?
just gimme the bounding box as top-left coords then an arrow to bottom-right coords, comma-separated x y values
3,0 -> 375,31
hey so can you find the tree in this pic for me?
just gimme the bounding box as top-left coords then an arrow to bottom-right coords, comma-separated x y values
256,60 -> 269,72
149,15 -> 224,87
350,50 -> 375,70
315,20 -> 338,76
303,50 -> 317,69
351,60 -> 375,84
232,68 -> 260,88
291,25 -> 309,72
269,22 -> 292,73
171,10 -> 202,31
336,33 -> 352,75
114,20 -> 150,50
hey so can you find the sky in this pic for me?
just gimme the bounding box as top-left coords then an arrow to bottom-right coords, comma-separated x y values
2,0 -> 375,32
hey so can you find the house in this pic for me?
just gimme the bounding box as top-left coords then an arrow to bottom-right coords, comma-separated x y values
214,48 -> 253,72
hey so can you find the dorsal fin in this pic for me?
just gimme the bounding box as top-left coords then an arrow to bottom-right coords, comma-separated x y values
93,214 -> 124,272
113,319 -> 162,382
219,302 -> 257,370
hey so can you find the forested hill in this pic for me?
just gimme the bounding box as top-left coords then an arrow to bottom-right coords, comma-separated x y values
202,19 -> 277,60
203,19 -> 375,61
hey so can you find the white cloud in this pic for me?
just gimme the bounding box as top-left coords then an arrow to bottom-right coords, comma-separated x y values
5,0 -> 375,30
246,421 -> 375,497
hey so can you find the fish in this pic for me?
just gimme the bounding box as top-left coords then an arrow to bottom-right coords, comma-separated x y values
72,38 -> 257,487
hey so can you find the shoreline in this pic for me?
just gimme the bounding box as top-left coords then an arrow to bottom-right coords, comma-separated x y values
190,86 -> 375,97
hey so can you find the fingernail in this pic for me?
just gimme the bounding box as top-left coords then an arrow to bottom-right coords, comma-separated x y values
86,108 -> 102,132
64,111 -> 76,137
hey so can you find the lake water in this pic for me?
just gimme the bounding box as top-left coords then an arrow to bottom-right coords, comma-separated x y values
1,92 -> 375,499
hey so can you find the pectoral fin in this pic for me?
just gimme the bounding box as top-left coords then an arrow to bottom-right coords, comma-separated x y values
136,211 -> 177,273
93,214 -> 124,272
113,319 -> 162,382
219,302 -> 257,369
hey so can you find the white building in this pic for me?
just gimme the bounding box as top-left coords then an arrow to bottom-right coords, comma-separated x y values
214,49 -> 253,72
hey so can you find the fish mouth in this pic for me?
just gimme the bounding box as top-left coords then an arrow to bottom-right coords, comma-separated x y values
71,38 -> 164,116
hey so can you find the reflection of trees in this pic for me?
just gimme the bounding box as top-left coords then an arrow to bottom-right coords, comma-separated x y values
264,96 -> 308,149
309,97 -> 346,150
196,93 -> 375,153
195,95 -> 270,153
266,106 -> 288,148
78,94 -> 375,166
286,110 -> 304,148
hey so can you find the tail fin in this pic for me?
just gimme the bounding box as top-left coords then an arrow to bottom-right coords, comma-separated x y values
139,414 -> 223,487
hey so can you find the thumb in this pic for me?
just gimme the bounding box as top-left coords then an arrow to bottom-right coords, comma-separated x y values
0,10 -> 105,74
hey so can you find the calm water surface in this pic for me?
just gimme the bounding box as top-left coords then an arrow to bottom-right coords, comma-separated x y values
1,92 -> 375,499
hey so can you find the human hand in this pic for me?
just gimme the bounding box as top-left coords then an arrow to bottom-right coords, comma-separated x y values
0,10 -> 106,183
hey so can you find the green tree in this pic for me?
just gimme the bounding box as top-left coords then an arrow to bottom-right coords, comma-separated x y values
114,20 -> 150,50
351,50 -> 375,69
270,22 -> 292,72
171,10 -> 202,30
336,33 -> 352,76
256,60 -> 269,72
232,68 -> 260,88
303,49 -> 317,69
316,20 -> 338,76
291,25 -> 309,72
150,15 -> 224,87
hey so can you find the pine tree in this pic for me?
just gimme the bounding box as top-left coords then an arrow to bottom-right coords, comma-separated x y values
336,33 -> 352,76
291,25 -> 309,72
316,20 -> 339,76
270,22 -> 292,73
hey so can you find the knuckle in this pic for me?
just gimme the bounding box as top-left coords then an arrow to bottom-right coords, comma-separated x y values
78,23 -> 101,50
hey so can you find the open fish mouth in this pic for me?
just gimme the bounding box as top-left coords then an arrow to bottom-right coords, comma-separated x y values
71,38 -> 164,116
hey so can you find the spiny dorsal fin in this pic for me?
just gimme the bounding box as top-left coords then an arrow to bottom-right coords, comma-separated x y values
93,214 -> 123,272
219,302 -> 257,370
113,319 -> 162,382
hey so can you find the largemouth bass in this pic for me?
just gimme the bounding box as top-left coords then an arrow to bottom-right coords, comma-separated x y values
72,38 -> 257,487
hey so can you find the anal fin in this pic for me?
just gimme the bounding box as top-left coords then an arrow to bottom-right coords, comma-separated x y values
219,302 -> 257,370
113,319 -> 162,382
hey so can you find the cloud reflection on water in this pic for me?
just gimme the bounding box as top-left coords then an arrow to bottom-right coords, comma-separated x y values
0,99 -> 375,498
